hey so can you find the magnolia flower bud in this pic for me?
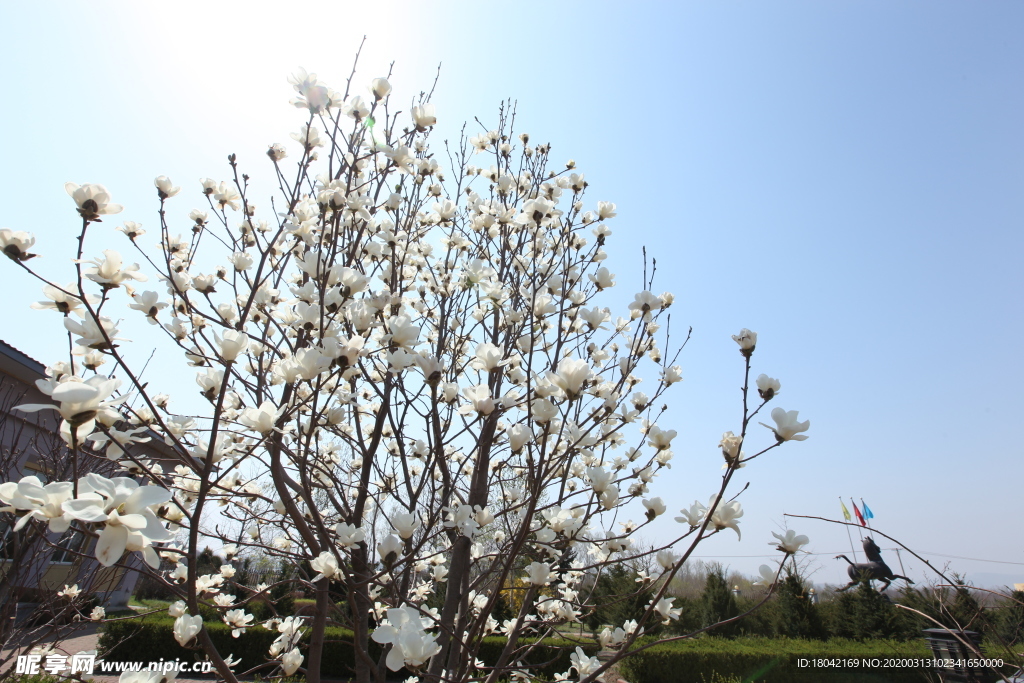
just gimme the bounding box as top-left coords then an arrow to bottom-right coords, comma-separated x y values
756,374 -> 781,401
411,103 -> 437,130
378,534 -> 403,566
732,328 -> 757,356
154,175 -> 181,199
369,77 -> 392,101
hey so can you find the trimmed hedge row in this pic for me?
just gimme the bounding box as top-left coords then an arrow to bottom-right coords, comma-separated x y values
618,637 -> 935,683
99,615 -> 597,679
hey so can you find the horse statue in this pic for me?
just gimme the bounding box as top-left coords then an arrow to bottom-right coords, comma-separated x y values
834,537 -> 914,592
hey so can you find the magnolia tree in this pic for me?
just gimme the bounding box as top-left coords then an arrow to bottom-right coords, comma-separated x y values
0,63 -> 811,683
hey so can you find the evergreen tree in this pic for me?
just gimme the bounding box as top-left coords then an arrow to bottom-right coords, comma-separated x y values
585,564 -> 654,631
946,581 -> 986,635
993,590 -> 1024,646
491,590 -> 513,625
195,546 -> 220,576
772,569 -> 825,639
828,581 -> 903,640
700,564 -> 739,636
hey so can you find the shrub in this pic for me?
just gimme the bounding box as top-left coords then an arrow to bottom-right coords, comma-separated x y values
100,615 -> 598,679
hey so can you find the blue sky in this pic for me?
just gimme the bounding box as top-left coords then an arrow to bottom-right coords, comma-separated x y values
1,1 -> 1021,587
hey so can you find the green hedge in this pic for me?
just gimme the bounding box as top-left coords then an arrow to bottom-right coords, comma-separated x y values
619,637 -> 936,683
100,615 -> 597,680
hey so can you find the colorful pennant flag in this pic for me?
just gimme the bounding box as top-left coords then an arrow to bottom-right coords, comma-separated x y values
840,499 -> 851,522
851,499 -> 866,526
861,499 -> 874,520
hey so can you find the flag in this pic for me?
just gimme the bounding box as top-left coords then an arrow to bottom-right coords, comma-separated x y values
840,499 -> 851,522
851,499 -> 866,526
861,499 -> 874,520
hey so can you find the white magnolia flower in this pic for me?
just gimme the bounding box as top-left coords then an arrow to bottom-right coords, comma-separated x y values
0,229 -> 36,261
239,401 -> 283,435
173,614 -> 203,647
761,407 -> 810,442
281,648 -> 303,676
411,103 -> 436,130
310,551 -> 340,582
507,424 -> 533,451
469,343 -> 507,372
58,584 -> 81,599
215,330 -> 250,362
116,221 -> 145,240
586,466 -> 614,494
61,474 -> 174,567
291,124 -> 323,151
628,291 -> 662,319
88,425 -> 151,460
652,597 -> 681,623
771,529 -> 810,554
224,609 -> 254,637
65,182 -> 123,220
444,504 -> 480,538
31,283 -> 94,315
569,646 -> 601,678
732,328 -> 757,354
335,522 -> 365,548
80,250 -> 147,288
369,77 -> 392,101
599,626 -> 627,649
90,606 -> 105,621
64,315 -> 122,351
168,600 -> 187,618
119,671 -> 164,683
16,374 -> 124,439
525,561 -> 555,586
128,291 -> 167,324
708,494 -> 743,540
214,182 -> 241,211
371,605 -> 441,671
547,358 -> 591,400
460,384 -> 495,416
643,497 -> 667,520
391,512 -> 421,540
530,398 -> 559,424
589,266 -> 616,290
753,564 -> 778,587
378,534 -> 403,565
656,550 -> 677,572
756,373 -> 781,400
0,476 -> 75,532
719,431 -> 743,466
646,424 -> 676,450
154,175 -> 181,199
341,95 -> 369,121
661,365 -> 683,384
261,143 -> 287,164
383,315 -> 421,349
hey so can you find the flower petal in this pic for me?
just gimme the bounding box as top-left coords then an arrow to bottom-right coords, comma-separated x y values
95,524 -> 129,566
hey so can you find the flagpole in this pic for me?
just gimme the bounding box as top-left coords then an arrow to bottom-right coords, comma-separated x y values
840,497 -> 859,561
894,548 -> 907,577
851,498 -> 865,544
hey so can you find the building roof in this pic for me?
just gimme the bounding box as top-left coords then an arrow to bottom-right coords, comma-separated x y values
0,339 -> 46,386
